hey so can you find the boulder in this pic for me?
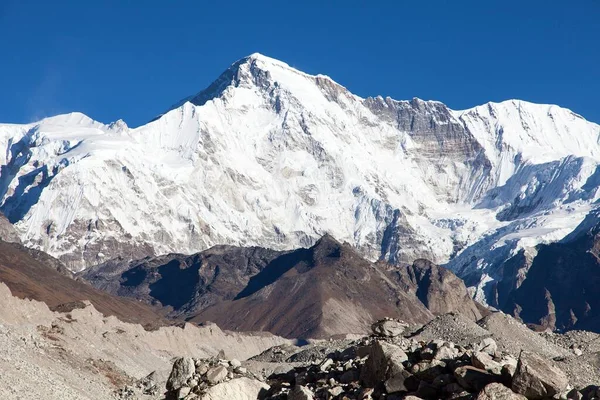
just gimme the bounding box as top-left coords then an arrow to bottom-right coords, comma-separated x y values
360,340 -> 408,386
288,385 -> 315,400
511,351 -> 568,399
411,360 -> 447,382
472,352 -> 503,375
166,357 -> 195,391
385,372 -> 408,393
371,318 -> 409,338
474,338 -> 498,356
476,383 -> 527,400
434,344 -> 460,361
202,377 -> 269,400
454,366 -> 501,392
206,365 -> 229,384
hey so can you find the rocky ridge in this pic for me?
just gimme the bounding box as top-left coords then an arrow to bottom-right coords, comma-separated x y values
163,317 -> 600,400
81,236 -> 482,338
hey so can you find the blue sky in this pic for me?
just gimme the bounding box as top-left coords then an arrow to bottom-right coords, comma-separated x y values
0,0 -> 598,127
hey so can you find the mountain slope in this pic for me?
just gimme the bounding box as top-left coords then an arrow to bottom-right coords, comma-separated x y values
81,235 -> 482,338
1,53 -> 600,307
0,241 -> 167,328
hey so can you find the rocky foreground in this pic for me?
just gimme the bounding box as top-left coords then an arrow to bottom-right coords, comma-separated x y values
160,317 -> 600,400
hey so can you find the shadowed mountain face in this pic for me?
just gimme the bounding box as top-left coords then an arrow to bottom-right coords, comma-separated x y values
81,235 -> 482,338
0,241 -> 167,329
382,258 -> 483,321
490,230 -> 600,332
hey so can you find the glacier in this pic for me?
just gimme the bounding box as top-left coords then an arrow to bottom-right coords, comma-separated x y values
1,53 -> 599,305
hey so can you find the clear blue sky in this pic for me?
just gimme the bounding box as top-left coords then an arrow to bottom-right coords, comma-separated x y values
1,0 -> 598,127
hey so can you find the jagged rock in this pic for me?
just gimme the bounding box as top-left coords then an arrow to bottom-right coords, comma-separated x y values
206,365 -> 229,384
371,318 -> 408,338
137,371 -> 158,395
511,351 -> 568,399
385,372 -> 408,393
471,352 -> 502,375
434,344 -> 460,361
476,383 -> 527,400
196,362 -> 209,376
411,360 -> 447,382
474,338 -> 498,356
202,377 -> 269,400
454,366 -> 501,392
177,386 -> 191,398
319,358 -> 333,372
167,357 -> 196,391
288,385 -> 314,400
0,213 -> 20,244
360,340 -> 407,386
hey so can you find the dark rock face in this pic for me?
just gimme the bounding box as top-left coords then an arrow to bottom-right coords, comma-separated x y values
81,245 -> 282,317
511,351 -> 569,399
81,235 -> 483,339
492,230 -> 600,332
193,235 -> 434,338
384,259 -> 483,321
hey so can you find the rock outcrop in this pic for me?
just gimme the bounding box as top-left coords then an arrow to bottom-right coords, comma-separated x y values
163,314 -> 600,399
82,236 -> 483,338
164,355 -> 269,399
0,212 -> 20,243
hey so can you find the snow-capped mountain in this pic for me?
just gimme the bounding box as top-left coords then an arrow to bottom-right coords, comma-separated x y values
1,53 -> 599,306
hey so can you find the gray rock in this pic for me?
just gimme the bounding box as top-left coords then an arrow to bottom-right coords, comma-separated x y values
454,366 -> 501,392
434,344 -> 460,361
206,365 -> 229,384
319,358 -> 333,372
475,338 -> 498,356
371,318 -> 409,337
476,383 -> 527,400
289,385 -> 315,400
177,386 -> 191,398
471,351 -> 503,375
202,377 -> 269,400
411,360 -> 447,382
385,372 -> 408,393
166,357 -> 195,391
511,351 -> 569,399
230,358 -> 242,368
360,340 -> 408,386
0,213 -> 21,244
196,362 -> 209,376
